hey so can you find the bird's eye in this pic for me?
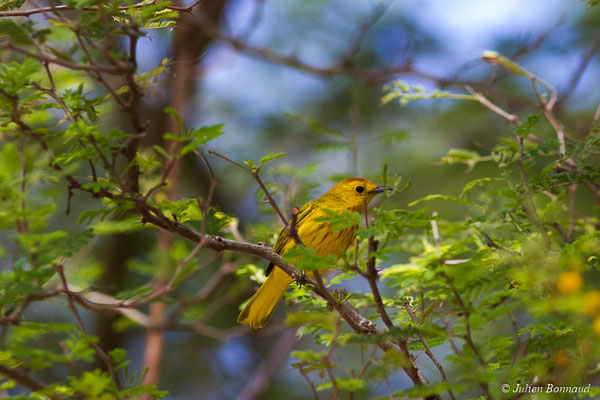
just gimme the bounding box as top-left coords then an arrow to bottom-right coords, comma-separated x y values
355,186 -> 365,194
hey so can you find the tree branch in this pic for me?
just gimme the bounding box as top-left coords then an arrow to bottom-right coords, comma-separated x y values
208,150 -> 289,225
440,272 -> 492,400
0,0 -> 206,17
404,301 -> 456,400
53,264 -> 121,390
0,366 -> 61,399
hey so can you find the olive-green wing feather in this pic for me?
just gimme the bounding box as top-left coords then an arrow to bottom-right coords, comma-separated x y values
265,201 -> 318,276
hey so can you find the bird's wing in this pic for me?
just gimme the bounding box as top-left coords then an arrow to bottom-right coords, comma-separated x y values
265,201 -> 318,276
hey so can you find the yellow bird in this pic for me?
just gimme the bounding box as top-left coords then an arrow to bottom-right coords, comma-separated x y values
238,177 -> 392,329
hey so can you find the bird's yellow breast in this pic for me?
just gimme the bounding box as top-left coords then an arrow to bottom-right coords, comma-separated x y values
280,209 -> 357,258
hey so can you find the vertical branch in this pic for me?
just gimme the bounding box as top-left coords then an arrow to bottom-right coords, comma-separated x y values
430,212 -> 441,255
299,370 -> 320,400
17,136 -> 28,234
590,102 -> 600,134
568,184 -> 577,239
196,150 -> 221,235
440,272 -> 491,400
404,301 -> 456,400
311,271 -> 434,393
364,237 -> 394,329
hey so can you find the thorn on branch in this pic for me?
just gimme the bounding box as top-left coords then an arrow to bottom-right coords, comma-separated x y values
482,232 -> 520,255
287,206 -> 305,246
294,270 -> 308,287
66,186 -> 74,215
550,222 -> 573,243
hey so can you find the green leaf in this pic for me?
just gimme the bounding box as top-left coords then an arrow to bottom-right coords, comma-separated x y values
115,286 -> 152,301
283,246 -> 337,271
152,144 -> 170,158
317,378 -> 364,391
54,229 -> 95,258
315,208 -> 362,231
164,106 -> 183,133
460,177 -> 501,199
372,382 -> 451,400
441,148 -> 492,170
0,0 -> 26,11
291,350 -> 328,362
92,217 -> 143,235
259,152 -> 287,164
162,132 -> 186,142
378,130 -> 409,143
109,348 -> 127,364
68,370 -> 114,398
516,113 -> 542,137
0,20 -> 32,44
406,337 -> 446,351
180,124 -> 225,156
408,194 -> 482,208
64,333 -> 98,362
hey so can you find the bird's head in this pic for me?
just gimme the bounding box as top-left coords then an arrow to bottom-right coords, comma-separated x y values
322,178 -> 393,213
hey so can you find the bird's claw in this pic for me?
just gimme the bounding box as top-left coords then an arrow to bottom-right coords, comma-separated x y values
295,270 -> 308,286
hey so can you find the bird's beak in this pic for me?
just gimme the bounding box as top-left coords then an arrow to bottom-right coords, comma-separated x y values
368,186 -> 394,194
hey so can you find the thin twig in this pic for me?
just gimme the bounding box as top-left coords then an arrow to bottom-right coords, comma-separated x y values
286,206 -> 305,246
0,44 -> 126,74
404,301 -> 456,400
568,184 -> 577,238
551,222 -> 573,243
208,150 -> 288,225
482,232 -> 520,255
465,85 -> 522,127
0,366 -> 60,399
53,264 -> 121,390
342,2 -> 391,63
590,103 -> 600,134
430,212 -> 441,255
440,272 -> 492,400
364,237 -> 394,329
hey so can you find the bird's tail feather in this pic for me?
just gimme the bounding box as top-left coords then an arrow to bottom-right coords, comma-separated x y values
237,267 -> 293,329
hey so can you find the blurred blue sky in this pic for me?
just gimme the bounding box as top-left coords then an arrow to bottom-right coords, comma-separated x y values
126,0 -> 600,225
135,0 -> 595,142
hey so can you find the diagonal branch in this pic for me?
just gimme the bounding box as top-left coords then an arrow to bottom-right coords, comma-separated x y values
404,301 -> 456,400
208,150 -> 288,225
0,366 -> 62,399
